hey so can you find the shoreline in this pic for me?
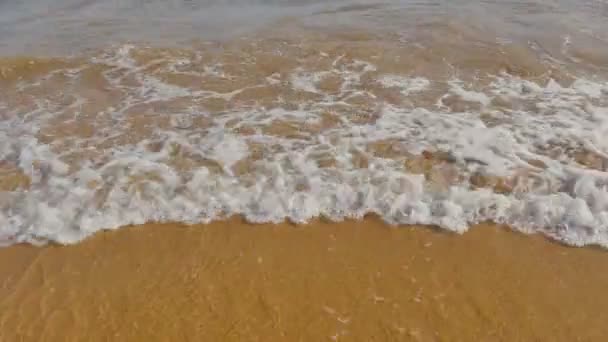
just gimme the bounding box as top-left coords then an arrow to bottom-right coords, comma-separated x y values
2,2 -> 608,340
2,218 -> 608,341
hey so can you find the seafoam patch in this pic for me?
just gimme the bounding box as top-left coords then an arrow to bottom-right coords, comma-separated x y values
378,75 -> 431,95
2,44 -> 608,248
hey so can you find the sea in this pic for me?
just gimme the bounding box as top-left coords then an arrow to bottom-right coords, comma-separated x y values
1,0 -> 608,246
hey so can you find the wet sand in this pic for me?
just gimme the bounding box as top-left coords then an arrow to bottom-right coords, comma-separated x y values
2,1 -> 608,340
2,218 -> 608,341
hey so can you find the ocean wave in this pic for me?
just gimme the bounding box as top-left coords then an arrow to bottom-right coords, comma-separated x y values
1,37 -> 608,247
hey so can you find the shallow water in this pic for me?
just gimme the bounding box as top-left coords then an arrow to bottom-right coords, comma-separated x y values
1,0 -> 608,246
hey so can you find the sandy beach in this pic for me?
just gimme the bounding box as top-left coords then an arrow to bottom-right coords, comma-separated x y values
2,218 -> 608,341
2,1 -> 608,341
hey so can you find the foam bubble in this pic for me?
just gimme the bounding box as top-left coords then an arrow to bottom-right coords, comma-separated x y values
2,44 -> 608,248
378,76 -> 431,95
447,80 -> 491,106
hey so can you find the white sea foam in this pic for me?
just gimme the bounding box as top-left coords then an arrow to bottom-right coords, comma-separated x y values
378,76 -> 431,95
2,45 -> 608,247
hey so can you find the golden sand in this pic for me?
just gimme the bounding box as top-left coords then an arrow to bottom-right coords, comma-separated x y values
1,218 -> 608,341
